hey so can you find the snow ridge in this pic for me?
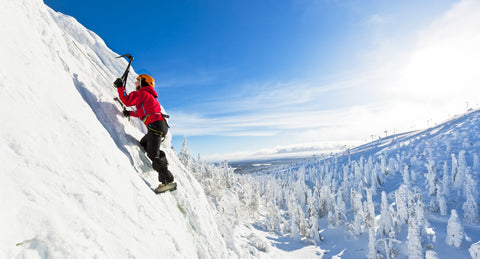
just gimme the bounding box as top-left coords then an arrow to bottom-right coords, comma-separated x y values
1,0 -> 229,258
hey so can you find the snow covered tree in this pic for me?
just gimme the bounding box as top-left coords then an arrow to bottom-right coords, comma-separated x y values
378,191 -> 395,238
442,161 -> 451,198
462,173 -> 479,224
413,194 -> 428,242
296,204 -> 308,237
425,161 -> 439,212
473,153 -> 480,172
350,190 -> 364,236
453,151 -> 467,191
354,158 -> 365,191
425,250 -> 439,259
395,184 -> 409,224
385,239 -> 400,259
446,209 -> 464,248
451,153 -> 460,190
376,192 -> 398,259
407,207 -> 423,259
469,241 -> 480,259
365,188 -> 377,259
364,189 -> 375,228
438,199 -> 448,218
305,190 -> 321,244
179,136 -> 191,164
289,209 -> 301,240
179,136 -> 196,174
334,191 -> 347,226
367,227 -> 379,259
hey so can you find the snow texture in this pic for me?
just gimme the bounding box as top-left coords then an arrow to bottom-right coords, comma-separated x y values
2,0 -> 480,258
0,0 -> 228,258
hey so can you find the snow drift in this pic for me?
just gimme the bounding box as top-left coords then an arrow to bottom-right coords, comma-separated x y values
0,0 -> 229,257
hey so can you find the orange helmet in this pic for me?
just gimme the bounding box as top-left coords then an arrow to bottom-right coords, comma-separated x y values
136,74 -> 155,87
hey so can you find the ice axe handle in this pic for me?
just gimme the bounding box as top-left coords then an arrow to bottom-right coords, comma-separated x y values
116,54 -> 134,82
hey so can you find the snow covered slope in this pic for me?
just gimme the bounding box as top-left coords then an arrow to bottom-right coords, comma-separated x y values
225,108 -> 480,258
0,0 -> 229,257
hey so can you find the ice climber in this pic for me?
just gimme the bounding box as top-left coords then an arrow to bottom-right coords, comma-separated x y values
114,74 -> 176,193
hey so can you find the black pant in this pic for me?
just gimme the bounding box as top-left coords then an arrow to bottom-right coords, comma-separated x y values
140,120 -> 174,183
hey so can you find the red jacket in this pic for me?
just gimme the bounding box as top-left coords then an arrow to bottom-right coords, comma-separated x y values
117,86 -> 165,126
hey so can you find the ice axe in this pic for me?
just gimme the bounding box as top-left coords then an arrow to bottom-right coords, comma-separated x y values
115,54 -> 134,120
117,53 -> 134,83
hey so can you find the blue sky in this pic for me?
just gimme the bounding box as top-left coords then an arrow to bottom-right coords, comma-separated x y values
44,0 -> 480,161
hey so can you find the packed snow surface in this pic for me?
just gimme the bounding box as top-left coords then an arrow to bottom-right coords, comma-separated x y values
0,0 -> 228,258
2,0 -> 480,258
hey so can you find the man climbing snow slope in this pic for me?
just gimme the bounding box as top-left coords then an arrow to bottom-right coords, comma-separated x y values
114,74 -> 176,193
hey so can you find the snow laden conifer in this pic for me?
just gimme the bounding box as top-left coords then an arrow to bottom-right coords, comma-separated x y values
306,189 -> 321,244
348,190 -> 364,237
354,158 -> 366,191
469,241 -> 480,259
474,153 -> 480,172
179,136 -> 192,170
395,184 -> 409,224
454,151 -> 468,191
334,190 -> 347,226
425,161 -> 439,212
442,161 -> 451,195
289,200 -> 301,240
451,153 -> 460,191
446,209 -> 464,247
439,162 -> 450,215
407,195 -> 424,259
365,188 -> 379,259
462,172 -> 479,224
378,191 -> 395,238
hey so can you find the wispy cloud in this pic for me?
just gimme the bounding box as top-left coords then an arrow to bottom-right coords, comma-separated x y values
204,141 -> 346,162
168,76 -> 375,137
172,0 -> 480,161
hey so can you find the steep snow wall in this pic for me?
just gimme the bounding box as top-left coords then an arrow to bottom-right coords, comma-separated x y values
0,0 -> 229,257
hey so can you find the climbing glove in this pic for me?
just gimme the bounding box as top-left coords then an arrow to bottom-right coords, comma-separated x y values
113,78 -> 124,88
123,110 -> 130,118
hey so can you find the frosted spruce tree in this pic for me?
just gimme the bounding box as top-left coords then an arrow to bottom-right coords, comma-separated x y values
446,209 -> 464,248
453,151 -> 467,192
305,189 -> 321,244
378,191 -> 395,238
179,136 -> 194,172
439,162 -> 450,215
377,191 -> 398,258
425,161 -> 439,212
451,153 -> 459,191
442,161 -> 451,196
474,153 -> 480,172
407,202 -> 423,259
349,190 -> 364,236
365,189 -> 378,259
395,184 -> 409,224
462,172 -> 479,224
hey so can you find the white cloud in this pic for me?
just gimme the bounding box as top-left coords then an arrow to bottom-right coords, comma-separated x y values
204,141 -> 346,162
176,0 -> 480,161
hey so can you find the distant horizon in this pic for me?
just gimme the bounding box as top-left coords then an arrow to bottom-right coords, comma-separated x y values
225,106 -> 479,163
45,0 -> 480,162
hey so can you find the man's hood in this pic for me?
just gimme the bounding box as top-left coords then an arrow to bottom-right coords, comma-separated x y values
140,86 -> 158,98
